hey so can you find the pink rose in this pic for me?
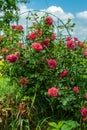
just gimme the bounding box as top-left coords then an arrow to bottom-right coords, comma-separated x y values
47,59 -> 57,69
73,86 -> 79,93
66,40 -> 75,50
81,108 -> 87,117
48,87 -> 59,97
43,38 -> 50,47
45,17 -> 53,26
6,54 -> 18,63
32,43 -> 43,52
51,33 -> 56,41
26,32 -> 36,41
60,70 -> 68,79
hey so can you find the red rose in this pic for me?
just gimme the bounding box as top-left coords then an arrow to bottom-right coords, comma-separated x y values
32,43 -> 43,52
51,33 -> 56,41
47,59 -> 57,69
66,40 -> 75,50
74,37 -> 78,41
15,52 -> 20,57
35,29 -> 42,37
43,38 -> 50,47
78,41 -> 85,48
85,94 -> 87,99
84,49 -> 87,58
26,32 -> 36,41
18,41 -> 23,47
60,69 -> 68,79
45,17 -> 53,26
2,48 -> 8,53
81,108 -> 87,117
80,117 -> 87,122
66,36 -> 72,41
19,77 -> 29,86
48,87 -> 59,97
6,54 -> 18,63
73,86 -> 79,93
12,25 -> 23,32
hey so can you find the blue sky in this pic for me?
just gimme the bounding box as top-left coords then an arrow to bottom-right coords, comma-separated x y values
27,0 -> 87,14
18,0 -> 87,41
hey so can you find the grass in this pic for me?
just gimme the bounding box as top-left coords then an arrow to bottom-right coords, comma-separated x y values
0,77 -> 16,98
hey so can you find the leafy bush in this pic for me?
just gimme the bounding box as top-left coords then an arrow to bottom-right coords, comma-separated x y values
0,14 -> 87,129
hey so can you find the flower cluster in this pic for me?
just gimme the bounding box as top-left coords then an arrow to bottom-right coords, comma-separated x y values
81,108 -> 87,122
12,25 -> 24,32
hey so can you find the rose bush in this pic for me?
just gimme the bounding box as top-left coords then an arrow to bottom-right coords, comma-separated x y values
0,14 -> 87,129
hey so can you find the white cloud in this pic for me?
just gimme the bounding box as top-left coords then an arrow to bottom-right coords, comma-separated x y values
76,11 -> 87,19
73,22 -> 87,41
46,6 -> 74,20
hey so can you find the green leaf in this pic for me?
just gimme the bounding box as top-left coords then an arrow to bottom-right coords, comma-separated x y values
61,124 -> 71,130
48,122 -> 59,128
57,121 -> 64,128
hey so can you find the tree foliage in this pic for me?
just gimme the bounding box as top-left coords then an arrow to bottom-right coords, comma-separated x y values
0,0 -> 29,26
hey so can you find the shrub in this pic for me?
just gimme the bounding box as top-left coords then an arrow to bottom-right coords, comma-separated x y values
0,14 -> 87,129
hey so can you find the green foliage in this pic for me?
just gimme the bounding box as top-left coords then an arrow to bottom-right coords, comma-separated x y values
0,12 -> 87,129
48,120 -> 79,130
0,0 -> 29,26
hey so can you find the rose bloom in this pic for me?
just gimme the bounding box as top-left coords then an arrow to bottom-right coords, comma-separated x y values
26,32 -> 36,41
74,37 -> 78,41
48,87 -> 59,97
18,41 -> 23,47
45,17 -> 53,26
35,29 -> 42,37
19,77 -> 29,86
73,86 -> 79,93
81,107 -> 87,117
60,69 -> 68,79
51,33 -> 56,41
80,117 -> 87,122
66,40 -> 75,50
43,38 -> 50,47
84,49 -> 87,58
6,54 -> 18,63
15,52 -> 20,57
85,93 -> 87,99
2,48 -> 8,53
66,36 -> 72,41
78,41 -> 85,48
47,59 -> 57,69
32,42 -> 43,52
12,25 -> 23,32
